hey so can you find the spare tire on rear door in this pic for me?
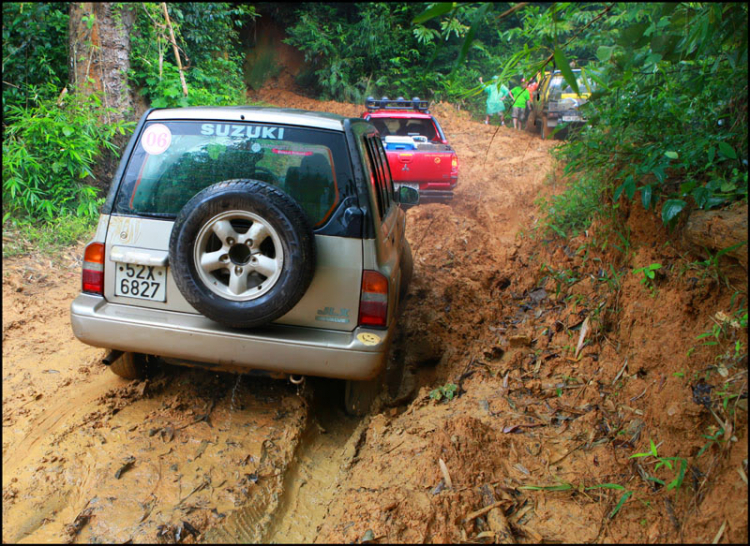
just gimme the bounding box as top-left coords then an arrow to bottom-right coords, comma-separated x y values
169,179 -> 316,329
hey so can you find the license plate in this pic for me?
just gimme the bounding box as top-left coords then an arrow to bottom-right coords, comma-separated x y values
562,115 -> 581,122
115,263 -> 167,301
396,182 -> 420,192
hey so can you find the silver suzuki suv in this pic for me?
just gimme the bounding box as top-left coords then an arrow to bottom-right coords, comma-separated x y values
70,106 -> 418,414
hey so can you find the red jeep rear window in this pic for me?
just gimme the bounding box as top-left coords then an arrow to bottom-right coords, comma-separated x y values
368,117 -> 438,141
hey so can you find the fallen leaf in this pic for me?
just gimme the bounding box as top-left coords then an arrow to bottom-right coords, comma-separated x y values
182,520 -> 199,537
439,458 -> 453,489
574,317 -> 590,359
194,440 -> 209,460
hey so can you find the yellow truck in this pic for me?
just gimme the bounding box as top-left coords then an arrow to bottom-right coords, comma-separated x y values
528,69 -> 593,139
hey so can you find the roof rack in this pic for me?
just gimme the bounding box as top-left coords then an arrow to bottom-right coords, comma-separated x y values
365,96 -> 430,113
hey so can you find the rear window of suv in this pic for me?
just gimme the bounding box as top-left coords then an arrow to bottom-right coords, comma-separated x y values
114,121 -> 354,227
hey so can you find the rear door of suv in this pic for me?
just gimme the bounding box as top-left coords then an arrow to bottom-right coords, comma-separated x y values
103,117 -> 363,332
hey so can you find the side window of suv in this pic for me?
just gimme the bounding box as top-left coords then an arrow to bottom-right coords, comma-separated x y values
375,138 -> 395,200
363,134 -> 393,220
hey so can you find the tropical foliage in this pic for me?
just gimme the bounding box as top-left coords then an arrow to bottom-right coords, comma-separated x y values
2,2 -> 747,239
281,3 -> 520,111
2,2 -> 257,229
2,2 -> 69,111
128,2 -> 257,108
2,86 -> 133,223
555,3 -> 747,230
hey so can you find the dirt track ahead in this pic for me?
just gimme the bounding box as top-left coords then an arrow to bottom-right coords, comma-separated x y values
3,89 -> 746,544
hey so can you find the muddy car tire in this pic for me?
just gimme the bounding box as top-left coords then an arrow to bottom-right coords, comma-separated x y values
170,179 -> 316,329
399,239 -> 413,304
345,374 -> 383,416
541,115 -> 553,140
526,109 -> 537,133
109,352 -> 148,380
345,328 -> 409,415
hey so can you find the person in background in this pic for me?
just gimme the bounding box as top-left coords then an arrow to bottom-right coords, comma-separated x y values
510,77 -> 531,130
525,76 -> 539,129
480,75 -> 511,126
528,73 -> 541,95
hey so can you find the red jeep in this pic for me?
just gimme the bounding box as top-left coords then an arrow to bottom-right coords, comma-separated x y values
362,97 -> 458,202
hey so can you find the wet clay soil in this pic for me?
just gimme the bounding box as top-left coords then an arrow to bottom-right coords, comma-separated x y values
3,86 -> 747,544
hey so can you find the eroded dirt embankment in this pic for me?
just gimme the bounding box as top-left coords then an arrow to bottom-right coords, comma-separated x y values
3,86 -> 747,544
255,89 -> 747,544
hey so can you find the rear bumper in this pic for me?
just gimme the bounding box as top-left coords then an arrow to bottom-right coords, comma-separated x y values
545,113 -> 587,127
70,294 -> 390,380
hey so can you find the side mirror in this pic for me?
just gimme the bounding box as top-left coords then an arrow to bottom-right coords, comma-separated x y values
396,185 -> 419,206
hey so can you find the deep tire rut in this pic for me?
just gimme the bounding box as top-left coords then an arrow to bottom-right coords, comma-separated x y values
204,379 -> 367,544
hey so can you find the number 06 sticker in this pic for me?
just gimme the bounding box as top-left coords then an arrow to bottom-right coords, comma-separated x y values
141,123 -> 172,155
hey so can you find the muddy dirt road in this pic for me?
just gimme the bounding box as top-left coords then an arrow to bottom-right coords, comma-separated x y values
3,88 -> 747,544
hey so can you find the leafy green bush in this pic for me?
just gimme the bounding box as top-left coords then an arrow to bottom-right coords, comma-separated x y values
551,3 -> 748,233
129,2 -> 255,108
2,85 -> 134,224
2,2 -> 69,112
537,169 -> 606,238
140,61 -> 246,108
282,3 -> 498,108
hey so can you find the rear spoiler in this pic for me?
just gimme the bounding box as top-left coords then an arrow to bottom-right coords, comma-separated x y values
365,96 -> 430,113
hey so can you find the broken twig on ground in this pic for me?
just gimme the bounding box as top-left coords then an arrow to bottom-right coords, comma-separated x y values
612,357 -> 628,385
464,500 -> 512,522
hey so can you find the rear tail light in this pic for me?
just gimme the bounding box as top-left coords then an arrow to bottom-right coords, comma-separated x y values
358,270 -> 388,328
450,157 -> 459,178
82,242 -> 105,295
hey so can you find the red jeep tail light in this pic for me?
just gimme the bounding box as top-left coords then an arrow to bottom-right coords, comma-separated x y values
450,157 -> 459,178
358,270 -> 388,328
82,242 -> 105,295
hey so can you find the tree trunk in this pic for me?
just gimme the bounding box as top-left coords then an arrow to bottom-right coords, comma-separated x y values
682,203 -> 748,271
68,2 -> 135,193
69,3 -> 134,118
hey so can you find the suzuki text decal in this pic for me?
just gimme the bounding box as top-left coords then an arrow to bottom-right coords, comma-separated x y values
200,124 -> 285,139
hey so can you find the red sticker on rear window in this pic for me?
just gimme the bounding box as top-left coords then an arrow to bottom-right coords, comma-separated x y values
272,148 -> 313,156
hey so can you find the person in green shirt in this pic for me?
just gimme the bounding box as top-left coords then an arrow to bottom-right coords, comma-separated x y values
510,78 -> 531,130
480,75 -> 511,126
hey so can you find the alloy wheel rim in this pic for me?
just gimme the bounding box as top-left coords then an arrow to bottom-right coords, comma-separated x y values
193,210 -> 284,301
